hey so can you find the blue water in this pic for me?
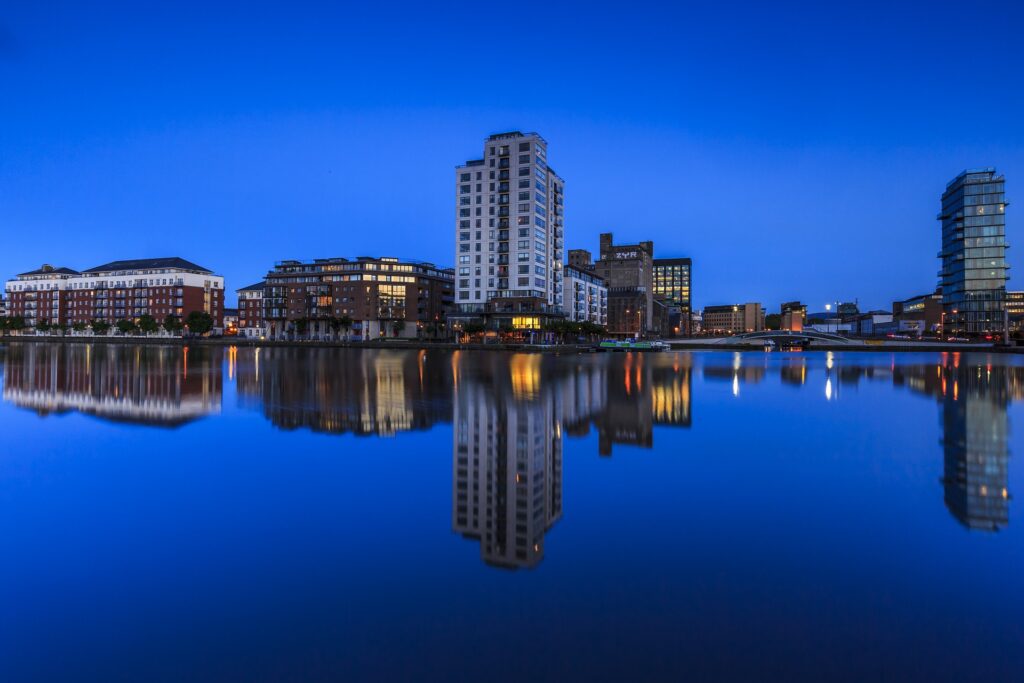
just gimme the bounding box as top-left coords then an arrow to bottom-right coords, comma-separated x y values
1,343 -> 1022,682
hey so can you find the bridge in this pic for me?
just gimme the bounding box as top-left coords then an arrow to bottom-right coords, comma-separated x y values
729,330 -> 860,345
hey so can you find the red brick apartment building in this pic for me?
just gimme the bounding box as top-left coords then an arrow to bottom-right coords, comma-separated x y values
245,256 -> 454,339
4,257 -> 225,330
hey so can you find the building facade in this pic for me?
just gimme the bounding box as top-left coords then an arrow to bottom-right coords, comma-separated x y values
653,257 -> 692,336
262,256 -> 454,340
893,290 -> 943,335
563,265 -> 608,326
237,281 -> 265,338
780,301 -> 807,332
938,168 -> 1008,335
4,258 -> 224,330
454,132 -> 565,315
702,303 -> 764,334
1008,290 -> 1024,332
594,233 -> 655,336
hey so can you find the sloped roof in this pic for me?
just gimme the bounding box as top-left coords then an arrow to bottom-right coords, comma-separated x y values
83,257 -> 213,274
17,266 -> 80,277
237,281 -> 266,292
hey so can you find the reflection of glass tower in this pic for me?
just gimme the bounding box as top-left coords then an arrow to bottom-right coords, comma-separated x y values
452,361 -> 562,569
941,361 -> 1011,531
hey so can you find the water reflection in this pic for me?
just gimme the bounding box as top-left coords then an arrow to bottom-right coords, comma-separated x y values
233,347 -> 453,436
0,342 -> 222,427
1,343 -> 1020,550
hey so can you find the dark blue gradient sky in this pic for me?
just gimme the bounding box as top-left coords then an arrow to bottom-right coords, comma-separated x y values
1,1 -> 1021,310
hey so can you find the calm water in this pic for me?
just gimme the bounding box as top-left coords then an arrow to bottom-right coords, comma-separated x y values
1,342 -> 1023,682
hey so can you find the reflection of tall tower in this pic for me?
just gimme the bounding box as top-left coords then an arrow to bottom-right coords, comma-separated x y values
452,361 -> 562,569
941,361 -> 1011,531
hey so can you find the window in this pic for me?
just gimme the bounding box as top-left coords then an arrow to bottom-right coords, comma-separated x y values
460,173 -> 471,182
460,185 -> 470,194
519,154 -> 530,164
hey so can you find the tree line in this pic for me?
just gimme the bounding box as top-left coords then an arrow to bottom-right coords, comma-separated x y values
0,312 -> 215,337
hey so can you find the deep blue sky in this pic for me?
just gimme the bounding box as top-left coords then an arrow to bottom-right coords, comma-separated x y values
2,2 -> 1022,310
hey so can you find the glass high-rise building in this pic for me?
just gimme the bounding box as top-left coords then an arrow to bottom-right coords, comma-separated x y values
938,168 -> 1009,335
653,257 -> 692,334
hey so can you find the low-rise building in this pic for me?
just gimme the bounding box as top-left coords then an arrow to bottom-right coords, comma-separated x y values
262,256 -> 454,340
563,264 -> 608,326
223,308 -> 239,335
702,303 -> 764,334
3,258 -> 224,331
781,301 -> 807,332
237,281 -> 265,338
893,290 -> 943,335
1007,290 -> 1024,332
849,311 -> 894,336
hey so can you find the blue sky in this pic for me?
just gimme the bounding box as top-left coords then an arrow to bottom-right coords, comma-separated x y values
1,1 -> 1022,310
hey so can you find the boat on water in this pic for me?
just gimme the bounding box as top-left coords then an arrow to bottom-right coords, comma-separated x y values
598,339 -> 668,352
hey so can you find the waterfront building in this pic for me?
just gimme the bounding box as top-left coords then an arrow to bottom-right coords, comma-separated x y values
262,256 -> 453,340
223,308 -> 239,335
0,294 -> 6,319
594,233 -> 655,337
3,258 -> 224,331
653,257 -> 692,335
453,131 -> 565,317
236,281 -> 265,338
1007,290 -> 1024,332
848,311 -> 894,336
702,303 -> 763,334
893,290 -> 943,335
780,301 -> 807,332
563,265 -> 608,326
938,168 -> 1008,335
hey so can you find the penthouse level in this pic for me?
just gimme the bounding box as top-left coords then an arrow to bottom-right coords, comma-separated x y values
259,256 -> 454,340
4,257 -> 225,330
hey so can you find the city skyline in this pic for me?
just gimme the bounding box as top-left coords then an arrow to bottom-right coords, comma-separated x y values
2,2 -> 1022,312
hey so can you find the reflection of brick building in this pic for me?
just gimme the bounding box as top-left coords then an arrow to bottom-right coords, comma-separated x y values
233,347 -> 452,436
1,342 -> 222,426
4,258 -> 225,330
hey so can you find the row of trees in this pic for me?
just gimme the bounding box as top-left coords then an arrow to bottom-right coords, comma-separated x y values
0,312 -> 215,337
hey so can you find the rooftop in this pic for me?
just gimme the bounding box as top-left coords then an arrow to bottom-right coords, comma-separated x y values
83,257 -> 214,274
17,265 -> 81,277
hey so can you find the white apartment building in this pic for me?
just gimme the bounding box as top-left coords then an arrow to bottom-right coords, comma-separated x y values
455,131 -> 565,312
563,264 -> 608,326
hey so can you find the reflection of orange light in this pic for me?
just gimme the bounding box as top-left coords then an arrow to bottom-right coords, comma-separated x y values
953,381 -> 958,401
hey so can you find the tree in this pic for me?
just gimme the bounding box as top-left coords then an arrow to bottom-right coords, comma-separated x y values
184,311 -> 214,337
91,319 -> 112,335
764,313 -> 782,331
72,322 -> 88,333
163,314 -> 183,335
36,319 -> 51,334
56,322 -> 69,336
0,317 -> 8,336
138,314 -> 159,335
391,319 -> 407,338
116,319 -> 137,335
9,316 -> 26,334
293,317 -> 309,338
